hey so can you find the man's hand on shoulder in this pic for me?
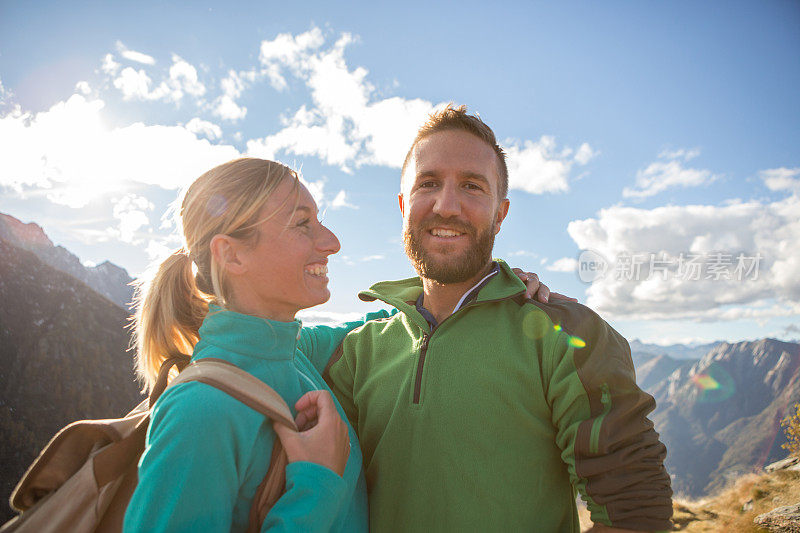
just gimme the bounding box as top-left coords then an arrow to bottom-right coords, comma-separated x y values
511,267 -> 578,303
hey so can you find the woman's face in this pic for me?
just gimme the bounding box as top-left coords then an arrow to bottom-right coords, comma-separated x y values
224,178 -> 341,321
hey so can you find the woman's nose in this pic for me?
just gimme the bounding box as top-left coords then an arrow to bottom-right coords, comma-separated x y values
317,224 -> 341,255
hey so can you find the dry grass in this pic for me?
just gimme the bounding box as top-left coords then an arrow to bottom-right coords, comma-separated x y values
673,469 -> 800,532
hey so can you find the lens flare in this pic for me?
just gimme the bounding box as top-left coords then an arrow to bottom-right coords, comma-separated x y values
206,194 -> 228,217
692,362 -> 736,403
554,324 -> 562,332
568,336 -> 586,349
692,374 -> 720,390
522,311 -> 551,340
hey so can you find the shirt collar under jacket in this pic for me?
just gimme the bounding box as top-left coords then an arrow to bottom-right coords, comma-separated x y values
197,304 -> 302,361
359,259 -> 527,333
415,262 -> 500,329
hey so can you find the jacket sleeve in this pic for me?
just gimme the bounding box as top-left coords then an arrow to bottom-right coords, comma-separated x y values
323,334 -> 360,434
299,309 -> 393,374
538,301 -> 673,532
123,383 -> 346,533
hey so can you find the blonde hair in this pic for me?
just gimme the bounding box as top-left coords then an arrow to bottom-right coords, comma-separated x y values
132,158 -> 299,391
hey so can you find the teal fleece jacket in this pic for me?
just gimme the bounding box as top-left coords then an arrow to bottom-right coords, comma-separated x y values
124,306 -> 389,533
326,260 -> 672,532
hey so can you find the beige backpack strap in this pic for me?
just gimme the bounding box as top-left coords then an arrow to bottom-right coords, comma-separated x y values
166,358 -> 297,532
167,359 -> 296,429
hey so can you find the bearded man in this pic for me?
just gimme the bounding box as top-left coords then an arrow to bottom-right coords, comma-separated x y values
325,105 -> 673,532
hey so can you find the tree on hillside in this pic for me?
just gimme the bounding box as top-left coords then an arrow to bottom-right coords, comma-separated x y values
782,402 -> 800,460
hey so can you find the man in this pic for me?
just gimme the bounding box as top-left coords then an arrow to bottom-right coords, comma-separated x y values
325,105 -> 672,532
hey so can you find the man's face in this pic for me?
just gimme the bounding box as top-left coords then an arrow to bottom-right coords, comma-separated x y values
400,129 -> 509,284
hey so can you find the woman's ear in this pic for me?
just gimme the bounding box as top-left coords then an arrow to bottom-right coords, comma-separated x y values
209,234 -> 247,275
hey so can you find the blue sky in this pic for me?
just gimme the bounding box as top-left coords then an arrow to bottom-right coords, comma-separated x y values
1,1 -> 798,344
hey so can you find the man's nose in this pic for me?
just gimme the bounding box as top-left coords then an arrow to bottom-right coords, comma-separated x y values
317,224 -> 341,255
432,183 -> 461,218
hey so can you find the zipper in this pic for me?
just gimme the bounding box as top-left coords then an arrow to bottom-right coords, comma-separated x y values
589,383 -> 612,454
409,293 -> 514,405
412,334 -> 430,404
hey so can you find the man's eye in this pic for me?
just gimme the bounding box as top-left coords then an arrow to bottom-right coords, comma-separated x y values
464,182 -> 483,191
419,181 -> 437,188
297,218 -> 311,228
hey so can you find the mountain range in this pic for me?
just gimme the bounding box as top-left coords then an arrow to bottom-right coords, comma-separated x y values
644,338 -> 800,497
0,213 -> 134,309
0,211 -> 798,519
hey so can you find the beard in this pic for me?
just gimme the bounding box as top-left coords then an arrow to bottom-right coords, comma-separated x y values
403,214 -> 496,284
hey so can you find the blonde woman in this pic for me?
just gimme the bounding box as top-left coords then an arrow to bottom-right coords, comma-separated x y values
123,158 -> 553,532
124,159 -> 389,532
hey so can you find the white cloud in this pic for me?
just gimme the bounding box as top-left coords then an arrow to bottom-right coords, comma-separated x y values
361,254 -> 385,261
574,143 -> 597,165
761,167 -> 800,193
547,257 -> 578,272
169,54 -> 206,98
113,67 -> 155,100
623,149 -> 718,199
296,309 -> 365,325
212,70 -> 249,121
185,117 -> 222,140
505,136 -> 596,194
75,81 -> 92,95
111,54 -> 204,104
246,28 -> 437,172
111,194 -> 153,243
101,54 -> 120,75
567,183 -> 800,320
116,41 -> 156,65
0,93 -> 241,208
330,189 -> 357,209
145,239 -> 172,262
0,78 -> 12,110
508,250 -> 539,258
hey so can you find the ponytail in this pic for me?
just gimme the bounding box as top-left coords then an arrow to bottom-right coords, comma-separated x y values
133,248 -> 211,391
131,158 -> 298,391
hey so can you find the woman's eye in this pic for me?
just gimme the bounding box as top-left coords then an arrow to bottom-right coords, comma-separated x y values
297,218 -> 311,228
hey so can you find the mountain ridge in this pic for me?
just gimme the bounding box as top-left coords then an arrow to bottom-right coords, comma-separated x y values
0,212 -> 135,309
644,338 -> 800,497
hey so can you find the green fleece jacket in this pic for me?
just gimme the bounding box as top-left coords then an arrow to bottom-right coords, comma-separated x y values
326,260 -> 673,532
124,306 -> 389,533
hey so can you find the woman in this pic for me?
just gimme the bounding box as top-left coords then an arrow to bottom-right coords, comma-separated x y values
124,158 -> 390,532
124,158 -> 553,532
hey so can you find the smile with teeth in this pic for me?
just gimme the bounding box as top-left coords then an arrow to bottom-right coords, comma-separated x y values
430,228 -> 464,238
304,264 -> 328,277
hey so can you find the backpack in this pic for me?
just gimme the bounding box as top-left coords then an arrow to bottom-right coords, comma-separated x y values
1,357 -> 297,533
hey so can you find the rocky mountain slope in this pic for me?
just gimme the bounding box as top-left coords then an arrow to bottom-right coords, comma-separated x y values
0,213 -> 134,309
644,339 -> 800,498
0,239 -> 143,523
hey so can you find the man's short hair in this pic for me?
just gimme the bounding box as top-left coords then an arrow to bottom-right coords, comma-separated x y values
401,104 -> 509,199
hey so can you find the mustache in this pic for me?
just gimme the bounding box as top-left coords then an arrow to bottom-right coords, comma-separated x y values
416,216 -> 475,235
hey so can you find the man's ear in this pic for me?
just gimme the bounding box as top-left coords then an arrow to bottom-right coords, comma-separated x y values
494,198 -> 510,234
398,192 -> 405,217
209,234 -> 247,275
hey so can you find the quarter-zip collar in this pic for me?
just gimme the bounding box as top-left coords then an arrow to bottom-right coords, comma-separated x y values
415,262 -> 500,330
196,304 -> 302,360
358,259 -> 527,331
